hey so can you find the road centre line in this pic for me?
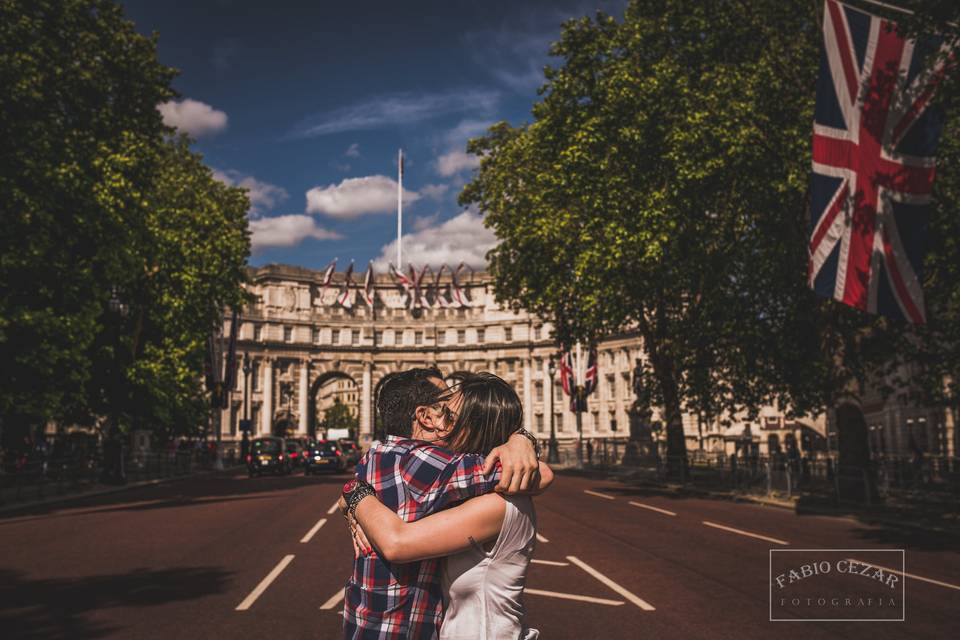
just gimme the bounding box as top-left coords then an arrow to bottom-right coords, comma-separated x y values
300,518 -> 328,543
848,558 -> 960,592
567,556 -> 656,611
702,521 -> 789,546
320,589 -> 346,610
525,588 -> 624,606
327,500 -> 341,515
629,501 -> 677,517
583,489 -> 616,500
531,559 -> 569,566
536,533 -> 549,543
236,555 -> 295,611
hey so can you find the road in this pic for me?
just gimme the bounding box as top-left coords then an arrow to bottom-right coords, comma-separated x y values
0,467 -> 957,639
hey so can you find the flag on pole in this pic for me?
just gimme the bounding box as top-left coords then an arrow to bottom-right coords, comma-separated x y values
558,343 -> 599,412
808,0 -> 952,324
433,264 -> 452,308
337,261 -> 355,309
318,258 -> 337,305
410,264 -> 432,309
389,262 -> 414,306
451,262 -> 472,307
362,261 -> 375,308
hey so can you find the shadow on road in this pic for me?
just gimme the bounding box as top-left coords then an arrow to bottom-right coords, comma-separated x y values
0,566 -> 231,639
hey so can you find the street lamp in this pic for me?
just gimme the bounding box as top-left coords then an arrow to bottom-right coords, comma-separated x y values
547,356 -> 560,464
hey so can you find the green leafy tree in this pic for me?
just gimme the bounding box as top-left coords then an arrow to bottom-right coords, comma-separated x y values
322,399 -> 358,440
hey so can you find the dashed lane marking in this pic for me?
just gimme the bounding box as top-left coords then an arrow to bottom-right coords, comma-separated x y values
327,500 -> 341,515
525,588 -> 624,606
629,501 -> 677,517
531,559 -> 569,566
320,589 -> 345,610
848,558 -> 960,592
536,533 -> 549,543
567,555 -> 656,611
702,521 -> 789,546
300,518 -> 328,543
236,555 -> 295,611
583,489 -> 615,500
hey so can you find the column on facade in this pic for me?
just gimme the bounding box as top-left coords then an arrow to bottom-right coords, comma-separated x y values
522,358 -> 533,435
613,356 -> 624,437
361,362 -> 373,444
298,360 -> 309,434
542,358 -> 553,434
261,358 -> 273,436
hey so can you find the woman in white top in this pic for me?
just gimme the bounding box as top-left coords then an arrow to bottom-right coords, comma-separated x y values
349,373 -> 551,640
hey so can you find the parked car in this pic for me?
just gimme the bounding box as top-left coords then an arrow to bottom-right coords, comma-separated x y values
285,439 -> 305,468
338,439 -> 361,466
246,437 -> 290,477
304,440 -> 346,475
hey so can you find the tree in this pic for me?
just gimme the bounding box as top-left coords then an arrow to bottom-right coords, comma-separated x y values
322,399 -> 358,440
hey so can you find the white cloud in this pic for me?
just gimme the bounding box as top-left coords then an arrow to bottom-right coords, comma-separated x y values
372,210 -> 497,270
213,169 -> 288,214
436,150 -> 481,177
413,213 -> 440,231
291,89 -> 500,137
306,175 -> 420,219
441,119 -> 494,148
249,214 -> 342,251
158,98 -> 228,138
419,183 -> 450,200
345,143 -> 361,158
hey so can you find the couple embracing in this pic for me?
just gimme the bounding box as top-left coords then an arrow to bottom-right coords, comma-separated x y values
338,367 -> 553,639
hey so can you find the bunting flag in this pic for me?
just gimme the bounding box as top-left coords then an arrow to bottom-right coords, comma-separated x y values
808,0 -> 953,324
389,262 -> 414,306
433,263 -> 453,308
558,343 -> 599,412
451,262 -> 473,307
337,261 -> 355,309
362,261 -> 376,308
411,264 -> 433,308
318,258 -> 337,305
221,308 -> 240,409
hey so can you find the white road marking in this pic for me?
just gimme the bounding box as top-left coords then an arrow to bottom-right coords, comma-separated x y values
567,555 -> 655,611
848,558 -> 960,592
327,500 -> 341,515
236,555 -> 295,611
531,559 -> 569,566
300,518 -> 328,543
536,533 -> 549,543
629,501 -> 677,517
583,489 -> 615,500
320,589 -> 345,610
702,521 -> 789,546
525,588 -> 624,606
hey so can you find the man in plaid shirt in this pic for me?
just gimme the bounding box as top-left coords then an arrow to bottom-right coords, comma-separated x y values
342,368 -> 546,639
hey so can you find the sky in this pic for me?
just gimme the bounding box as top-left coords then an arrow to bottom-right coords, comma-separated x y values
120,0 -> 628,273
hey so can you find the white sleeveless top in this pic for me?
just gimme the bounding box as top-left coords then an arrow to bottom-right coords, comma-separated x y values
440,495 -> 539,640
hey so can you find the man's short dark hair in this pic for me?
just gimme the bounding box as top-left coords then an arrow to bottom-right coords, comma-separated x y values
375,367 -> 444,438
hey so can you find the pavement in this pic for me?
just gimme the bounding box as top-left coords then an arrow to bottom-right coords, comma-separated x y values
0,467 -> 957,639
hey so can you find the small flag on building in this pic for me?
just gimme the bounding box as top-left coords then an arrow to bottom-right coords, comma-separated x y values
337,261 -> 355,309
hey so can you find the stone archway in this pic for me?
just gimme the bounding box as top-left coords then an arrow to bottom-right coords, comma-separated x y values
309,370 -> 358,438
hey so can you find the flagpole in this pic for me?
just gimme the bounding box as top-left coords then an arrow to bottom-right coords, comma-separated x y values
397,149 -> 403,268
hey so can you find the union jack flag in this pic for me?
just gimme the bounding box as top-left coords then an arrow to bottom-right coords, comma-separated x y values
337,261 -> 355,309
317,258 -> 336,305
809,0 -> 952,324
361,261 -> 375,308
558,343 -> 598,412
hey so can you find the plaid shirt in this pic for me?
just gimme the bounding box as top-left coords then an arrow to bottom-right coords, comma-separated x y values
342,436 -> 500,639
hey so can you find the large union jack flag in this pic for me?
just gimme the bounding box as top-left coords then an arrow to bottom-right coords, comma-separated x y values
809,0 -> 951,324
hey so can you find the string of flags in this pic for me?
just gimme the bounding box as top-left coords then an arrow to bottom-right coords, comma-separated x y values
315,259 -> 476,310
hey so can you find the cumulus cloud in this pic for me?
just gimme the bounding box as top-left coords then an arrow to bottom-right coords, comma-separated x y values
413,213 -> 440,231
213,169 -> 288,214
158,98 -> 228,138
419,183 -> 450,201
291,89 -> 500,137
306,175 -> 420,219
372,210 -> 497,270
436,150 -> 481,177
345,143 -> 361,158
249,214 -> 342,251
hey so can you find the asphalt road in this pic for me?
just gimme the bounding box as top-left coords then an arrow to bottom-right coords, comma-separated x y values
0,467 -> 957,639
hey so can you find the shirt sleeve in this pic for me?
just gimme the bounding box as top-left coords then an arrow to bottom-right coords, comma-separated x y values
401,444 -> 502,516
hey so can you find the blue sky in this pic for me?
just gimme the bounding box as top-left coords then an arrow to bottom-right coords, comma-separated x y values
121,0 -> 627,272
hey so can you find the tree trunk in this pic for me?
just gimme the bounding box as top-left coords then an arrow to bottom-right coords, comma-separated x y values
834,400 -> 877,503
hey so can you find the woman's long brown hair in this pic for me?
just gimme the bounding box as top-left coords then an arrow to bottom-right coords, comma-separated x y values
445,372 -> 523,456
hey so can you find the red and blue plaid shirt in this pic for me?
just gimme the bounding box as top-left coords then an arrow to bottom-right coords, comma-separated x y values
342,435 -> 499,639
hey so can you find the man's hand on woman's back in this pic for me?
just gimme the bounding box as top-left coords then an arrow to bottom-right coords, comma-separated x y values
482,432 -> 545,494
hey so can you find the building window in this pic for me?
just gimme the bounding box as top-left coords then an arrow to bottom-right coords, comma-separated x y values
533,325 -> 541,341
283,326 -> 293,342
504,327 -> 512,342
437,330 -> 445,345
554,382 -> 563,402
536,414 -> 544,432
477,328 -> 485,343
312,327 -> 320,344
395,330 -> 403,346
252,362 -> 260,391
458,329 -> 465,344
535,382 -> 543,402
352,329 -> 360,345
253,324 -> 262,341
414,331 -> 423,345
331,329 -> 340,345
507,360 -> 515,373
556,414 -> 564,432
